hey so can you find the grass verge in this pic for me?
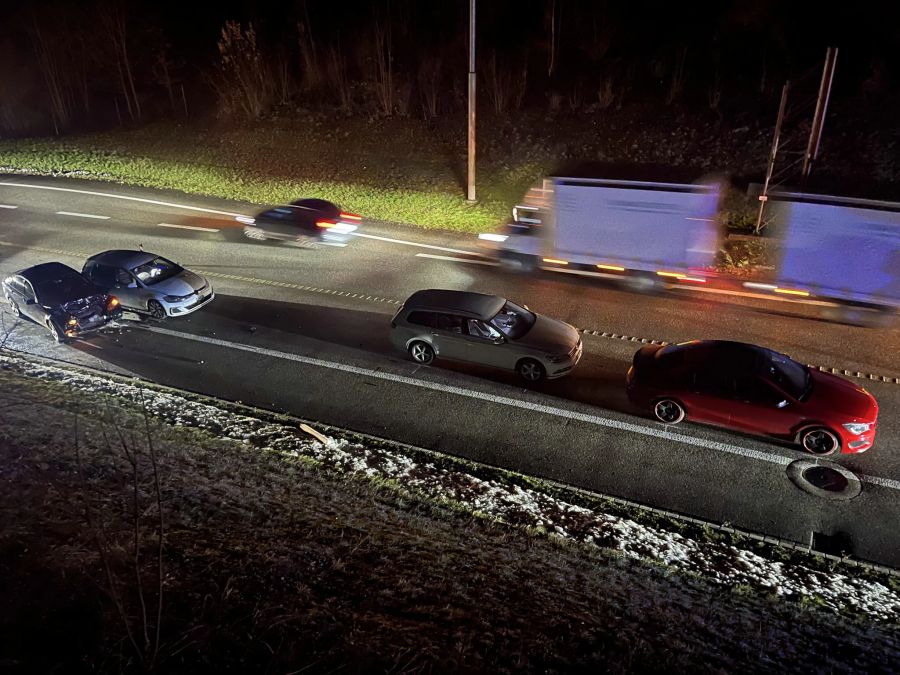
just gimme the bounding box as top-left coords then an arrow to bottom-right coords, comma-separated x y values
1,358 -> 899,673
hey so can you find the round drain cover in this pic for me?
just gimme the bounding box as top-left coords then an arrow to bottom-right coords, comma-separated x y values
787,460 -> 861,501
801,466 -> 850,492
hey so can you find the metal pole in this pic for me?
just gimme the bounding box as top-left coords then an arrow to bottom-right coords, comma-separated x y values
802,47 -> 838,182
466,0 -> 476,203
754,82 -> 789,235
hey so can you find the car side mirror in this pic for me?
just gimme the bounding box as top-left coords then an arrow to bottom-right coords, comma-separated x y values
128,281 -> 138,289
492,336 -> 506,345
24,298 -> 35,305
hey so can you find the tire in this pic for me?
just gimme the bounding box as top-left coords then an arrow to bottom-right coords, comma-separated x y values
243,226 -> 267,241
800,427 -> 840,456
5,294 -> 21,318
47,319 -> 69,344
147,300 -> 167,321
517,358 -> 546,382
409,341 -> 435,364
653,398 -> 685,424
499,251 -> 538,273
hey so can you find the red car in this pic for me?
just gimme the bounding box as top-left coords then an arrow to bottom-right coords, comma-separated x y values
626,340 -> 878,455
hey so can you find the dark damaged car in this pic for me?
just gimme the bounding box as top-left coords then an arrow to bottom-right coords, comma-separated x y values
3,262 -> 122,342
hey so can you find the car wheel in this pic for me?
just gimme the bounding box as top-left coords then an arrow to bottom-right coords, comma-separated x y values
243,226 -> 267,241
800,427 -> 840,456
147,300 -> 167,321
517,358 -> 546,382
409,341 -> 435,364
47,319 -> 69,343
653,398 -> 685,424
5,294 -> 21,318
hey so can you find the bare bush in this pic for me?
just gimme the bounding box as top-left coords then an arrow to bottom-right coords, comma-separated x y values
211,21 -> 275,119
326,44 -> 351,111
30,14 -> 75,134
297,11 -> 321,90
597,74 -> 616,109
666,47 -> 688,105
373,13 -> 394,116
418,56 -> 442,119
485,52 -> 527,115
99,1 -> 142,122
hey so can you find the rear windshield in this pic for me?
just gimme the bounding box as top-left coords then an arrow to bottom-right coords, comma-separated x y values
34,272 -> 97,306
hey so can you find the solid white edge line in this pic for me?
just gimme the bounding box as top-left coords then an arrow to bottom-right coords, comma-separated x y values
157,222 -> 221,232
1,181 -> 246,218
351,231 -> 489,257
0,204 -> 18,209
135,325 -> 900,492
56,211 -> 110,220
139,325 -> 794,461
415,253 -> 499,266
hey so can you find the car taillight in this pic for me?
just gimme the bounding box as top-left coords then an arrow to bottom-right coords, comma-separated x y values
316,220 -> 336,229
340,211 -> 362,222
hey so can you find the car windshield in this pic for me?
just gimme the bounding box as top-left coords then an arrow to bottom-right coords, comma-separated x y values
490,301 -> 536,340
34,272 -> 96,306
767,351 -> 809,400
131,257 -> 182,285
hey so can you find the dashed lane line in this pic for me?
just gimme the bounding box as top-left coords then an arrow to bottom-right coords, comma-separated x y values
0,239 -> 896,385
56,211 -> 110,220
158,222 -> 221,232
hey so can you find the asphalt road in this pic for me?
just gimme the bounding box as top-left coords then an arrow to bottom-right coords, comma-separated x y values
2,174 -> 899,566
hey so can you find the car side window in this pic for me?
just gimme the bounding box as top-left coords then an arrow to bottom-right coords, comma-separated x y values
116,269 -> 134,286
434,313 -> 464,334
406,311 -> 435,328
467,319 -> 501,340
19,279 -> 36,302
693,369 -> 732,397
733,377 -> 782,405
89,264 -> 117,287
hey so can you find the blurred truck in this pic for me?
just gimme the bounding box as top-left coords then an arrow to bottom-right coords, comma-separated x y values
751,191 -> 900,324
479,164 -> 724,288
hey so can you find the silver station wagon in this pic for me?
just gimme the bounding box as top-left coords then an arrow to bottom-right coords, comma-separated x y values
391,289 -> 582,381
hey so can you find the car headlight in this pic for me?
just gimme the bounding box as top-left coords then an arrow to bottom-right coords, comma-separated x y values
842,422 -> 872,435
163,294 -> 190,302
548,353 -> 570,363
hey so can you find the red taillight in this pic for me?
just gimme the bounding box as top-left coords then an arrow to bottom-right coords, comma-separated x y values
340,212 -> 362,221
316,220 -> 336,229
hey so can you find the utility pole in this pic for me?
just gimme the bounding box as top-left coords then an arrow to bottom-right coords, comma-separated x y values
801,46 -> 838,186
754,83 -> 789,235
466,0 -> 476,203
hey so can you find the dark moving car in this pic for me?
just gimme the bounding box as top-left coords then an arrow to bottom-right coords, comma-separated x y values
3,262 -> 122,342
626,340 -> 878,455
236,198 -> 361,247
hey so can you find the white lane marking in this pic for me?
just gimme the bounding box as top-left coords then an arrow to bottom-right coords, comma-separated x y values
0,181 -> 245,218
0,204 -> 17,209
139,326 -> 778,460
415,253 -> 499,266
351,231 -> 488,257
139,325 -> 900,491
158,222 -> 221,233
56,211 -> 109,220
80,341 -> 104,350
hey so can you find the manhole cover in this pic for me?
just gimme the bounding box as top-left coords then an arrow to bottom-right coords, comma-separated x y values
787,460 -> 861,501
801,466 -> 850,492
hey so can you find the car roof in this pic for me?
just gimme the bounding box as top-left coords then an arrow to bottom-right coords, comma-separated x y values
662,340 -> 773,373
16,262 -> 82,282
87,249 -> 158,269
403,289 -> 506,320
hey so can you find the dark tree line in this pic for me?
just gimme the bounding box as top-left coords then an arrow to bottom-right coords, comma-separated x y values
0,0 -> 897,135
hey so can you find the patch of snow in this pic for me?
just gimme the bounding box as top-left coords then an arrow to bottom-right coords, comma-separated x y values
2,352 -> 898,621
